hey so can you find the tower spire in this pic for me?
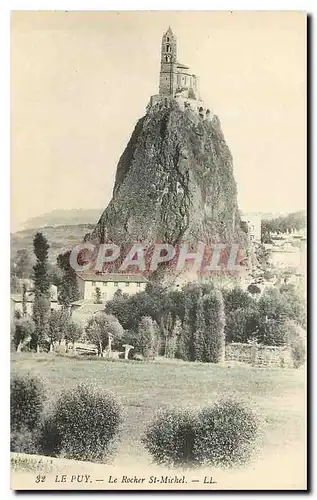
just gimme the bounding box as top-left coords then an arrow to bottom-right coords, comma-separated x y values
159,28 -> 177,96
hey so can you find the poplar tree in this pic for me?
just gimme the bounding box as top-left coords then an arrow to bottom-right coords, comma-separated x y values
57,250 -> 80,308
203,290 -> 226,363
193,293 -> 206,362
32,232 -> 51,350
22,283 -> 27,317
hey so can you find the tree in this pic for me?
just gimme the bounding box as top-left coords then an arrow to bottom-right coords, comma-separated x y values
202,290 -> 226,363
177,282 -> 214,362
256,288 -> 291,345
22,284 -> 27,317
32,233 -> 51,350
193,294 -> 205,361
176,319 -> 192,362
10,275 -> 20,293
57,251 -> 80,308
247,283 -> 261,296
105,291 -> 148,332
261,211 -> 306,239
105,284 -> 183,347
48,309 -> 70,349
254,243 -> 271,269
225,305 -> 259,344
165,317 -> 182,359
223,287 -> 254,314
279,283 -> 306,327
12,316 -> 35,352
85,313 -> 123,356
32,233 -> 50,295
47,263 -> 63,287
32,295 -> 51,350
135,316 -> 158,359
94,287 -> 102,304
14,249 -> 32,279
65,321 -> 83,349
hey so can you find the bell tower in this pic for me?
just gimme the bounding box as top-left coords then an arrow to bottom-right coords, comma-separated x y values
159,27 -> 177,96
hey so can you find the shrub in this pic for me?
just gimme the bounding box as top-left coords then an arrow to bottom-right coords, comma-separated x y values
247,283 -> 261,295
11,374 -> 45,434
194,399 -> 259,468
291,337 -> 306,368
39,383 -> 122,462
12,316 -> 35,351
11,425 -> 40,454
143,408 -> 197,468
285,320 -> 306,368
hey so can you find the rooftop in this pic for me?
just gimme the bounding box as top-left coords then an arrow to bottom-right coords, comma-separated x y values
11,292 -> 58,303
177,62 -> 190,70
75,273 -> 148,283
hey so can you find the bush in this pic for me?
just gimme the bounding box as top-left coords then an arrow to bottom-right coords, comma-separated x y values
291,338 -> 306,368
39,383 -> 122,462
11,425 -> 40,454
12,316 -> 35,351
194,399 -> 259,468
11,374 -> 45,434
144,399 -> 259,469
143,408 -> 197,468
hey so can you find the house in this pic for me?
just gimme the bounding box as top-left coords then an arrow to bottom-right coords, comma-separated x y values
240,214 -> 262,243
75,273 -> 148,302
70,299 -> 106,327
10,285 -> 60,318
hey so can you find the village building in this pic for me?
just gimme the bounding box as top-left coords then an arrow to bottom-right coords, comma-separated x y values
75,273 -> 148,302
240,214 -> 262,243
10,284 -> 60,318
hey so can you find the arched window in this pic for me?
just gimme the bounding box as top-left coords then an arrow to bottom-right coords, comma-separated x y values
166,44 -> 171,53
165,54 -> 171,62
166,36 -> 170,42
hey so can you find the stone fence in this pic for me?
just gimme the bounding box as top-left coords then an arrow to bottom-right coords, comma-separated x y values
225,342 -> 293,368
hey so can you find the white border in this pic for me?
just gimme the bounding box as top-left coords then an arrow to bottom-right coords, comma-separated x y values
1,2 -> 313,498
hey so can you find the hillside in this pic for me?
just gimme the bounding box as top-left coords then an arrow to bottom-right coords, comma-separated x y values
11,224 -> 94,264
21,209 -> 103,231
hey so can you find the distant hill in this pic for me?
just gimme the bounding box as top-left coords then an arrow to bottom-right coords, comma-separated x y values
11,208 -> 306,266
22,209 -> 103,230
11,224 -> 95,264
240,210 -> 305,220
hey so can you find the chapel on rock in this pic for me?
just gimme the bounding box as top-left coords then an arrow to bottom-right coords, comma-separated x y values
148,28 -> 208,116
159,26 -> 200,100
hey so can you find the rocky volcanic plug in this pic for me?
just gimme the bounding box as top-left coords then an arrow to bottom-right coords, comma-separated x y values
89,28 -> 248,277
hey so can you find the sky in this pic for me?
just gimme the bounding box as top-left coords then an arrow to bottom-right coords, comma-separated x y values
11,11 -> 306,232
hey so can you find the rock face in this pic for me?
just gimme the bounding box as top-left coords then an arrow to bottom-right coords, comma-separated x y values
90,99 -> 248,276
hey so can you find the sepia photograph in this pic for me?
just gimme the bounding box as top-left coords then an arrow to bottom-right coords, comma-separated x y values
10,10 -> 307,491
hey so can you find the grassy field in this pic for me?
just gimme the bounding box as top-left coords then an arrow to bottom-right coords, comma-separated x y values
11,353 -> 306,488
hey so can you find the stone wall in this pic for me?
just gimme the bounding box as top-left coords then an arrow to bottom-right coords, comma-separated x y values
147,95 -> 213,121
225,342 -> 293,368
